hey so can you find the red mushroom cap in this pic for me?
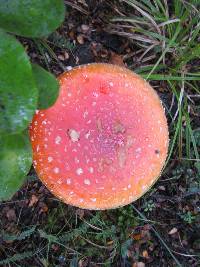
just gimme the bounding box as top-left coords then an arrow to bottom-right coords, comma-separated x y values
29,63 -> 169,210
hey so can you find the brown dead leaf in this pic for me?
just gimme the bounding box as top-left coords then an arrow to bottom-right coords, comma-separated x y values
142,250 -> 149,259
58,54 -> 65,61
131,233 -> 142,241
133,262 -> 145,267
29,195 -> 39,207
81,24 -> 90,33
6,209 -> 16,222
64,51 -> 69,60
109,52 -> 125,67
40,203 -> 48,213
76,209 -> 85,219
168,227 -> 178,235
77,34 -> 84,44
158,185 -> 166,191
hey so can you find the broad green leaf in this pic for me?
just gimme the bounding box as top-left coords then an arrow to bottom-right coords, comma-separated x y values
0,30 -> 38,134
0,0 -> 65,38
0,133 -> 32,201
32,64 -> 59,109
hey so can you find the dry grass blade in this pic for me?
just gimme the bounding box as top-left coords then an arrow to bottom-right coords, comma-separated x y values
64,0 -> 89,15
122,0 -> 161,34
109,30 -> 159,44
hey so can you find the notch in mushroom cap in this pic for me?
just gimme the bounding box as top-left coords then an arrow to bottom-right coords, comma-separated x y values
29,63 -> 169,210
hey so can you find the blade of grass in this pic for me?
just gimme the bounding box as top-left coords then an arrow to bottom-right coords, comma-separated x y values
146,23 -> 182,80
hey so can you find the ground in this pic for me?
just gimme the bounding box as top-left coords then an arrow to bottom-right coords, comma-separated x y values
0,1 -> 200,266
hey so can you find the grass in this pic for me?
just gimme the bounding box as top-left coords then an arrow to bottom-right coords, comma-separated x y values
0,0 -> 200,266
113,0 -> 200,165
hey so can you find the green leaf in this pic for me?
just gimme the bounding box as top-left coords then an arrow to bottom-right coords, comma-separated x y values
0,132 -> 32,201
0,30 -> 38,134
32,64 -> 59,109
0,0 -> 65,38
3,226 -> 36,242
194,162 -> 200,176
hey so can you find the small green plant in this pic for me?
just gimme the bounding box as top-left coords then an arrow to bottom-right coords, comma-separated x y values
180,211 -> 196,224
0,0 -> 66,201
143,199 -> 156,213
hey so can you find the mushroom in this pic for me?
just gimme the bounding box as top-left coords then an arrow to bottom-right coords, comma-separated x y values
29,63 -> 169,210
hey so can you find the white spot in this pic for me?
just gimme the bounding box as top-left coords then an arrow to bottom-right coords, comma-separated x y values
86,120 -> 91,124
83,111 -> 88,118
54,167 -> 59,174
84,179 -> 91,185
36,145 -> 40,152
92,101 -> 96,106
123,187 -> 128,191
85,130 -> 91,139
66,178 -> 71,185
135,147 -> 142,153
109,82 -> 113,87
76,168 -> 83,175
93,92 -> 99,98
142,185 -> 147,190
48,156 -> 53,162
57,178 -> 62,184
34,121 -> 38,125
89,167 -> 94,173
68,129 -> 80,142
68,92 -> 72,97
35,110 -> 39,114
55,135 -> 62,144
91,198 -> 96,202
79,198 -> 84,203
75,157 -> 80,164
128,184 -> 131,189
66,66 -> 72,70
112,187 -> 116,191
65,163 -> 70,171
